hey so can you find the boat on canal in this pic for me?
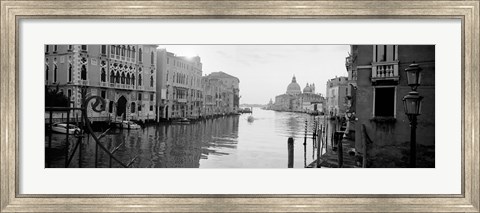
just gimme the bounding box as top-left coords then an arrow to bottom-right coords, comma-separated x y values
172,117 -> 191,124
121,120 -> 141,129
51,123 -> 81,134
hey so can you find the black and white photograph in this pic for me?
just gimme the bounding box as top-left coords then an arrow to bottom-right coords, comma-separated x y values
44,45 -> 435,168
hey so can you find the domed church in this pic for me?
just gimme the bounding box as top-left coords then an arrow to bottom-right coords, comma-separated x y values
272,76 -> 325,113
286,76 -> 302,95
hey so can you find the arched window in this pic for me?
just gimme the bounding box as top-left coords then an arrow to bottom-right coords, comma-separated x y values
121,45 -> 125,56
131,102 -> 136,113
101,68 -> 106,82
45,65 -> 49,81
110,71 -> 115,83
150,51 -> 154,63
150,76 -> 154,87
110,45 -> 115,54
81,65 -> 87,80
68,64 -> 73,82
139,48 -> 142,62
115,72 -> 120,83
138,74 -> 142,86
126,73 -> 130,85
131,75 -> 135,85
121,72 -> 125,84
132,47 -> 136,59
53,64 -> 57,83
127,46 -> 130,58
109,101 -> 114,113
116,46 -> 120,55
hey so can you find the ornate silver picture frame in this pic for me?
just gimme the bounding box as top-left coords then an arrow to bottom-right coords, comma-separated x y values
1,0 -> 478,212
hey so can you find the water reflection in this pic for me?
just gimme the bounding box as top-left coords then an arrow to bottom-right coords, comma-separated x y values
46,108 -> 321,168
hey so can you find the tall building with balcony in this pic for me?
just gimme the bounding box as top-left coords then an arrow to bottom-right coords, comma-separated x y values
349,45 -> 435,167
325,76 -> 348,117
45,45 -> 157,122
156,49 -> 203,120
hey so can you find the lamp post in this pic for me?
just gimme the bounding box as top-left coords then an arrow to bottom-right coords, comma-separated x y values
402,63 -> 423,168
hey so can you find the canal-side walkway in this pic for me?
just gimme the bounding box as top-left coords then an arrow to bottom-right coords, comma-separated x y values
307,136 -> 357,168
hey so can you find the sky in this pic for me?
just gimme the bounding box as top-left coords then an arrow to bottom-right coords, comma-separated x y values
157,45 -> 350,104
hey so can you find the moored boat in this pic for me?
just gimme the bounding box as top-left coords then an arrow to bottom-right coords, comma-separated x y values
173,117 -> 190,124
51,123 -> 81,134
121,120 -> 141,129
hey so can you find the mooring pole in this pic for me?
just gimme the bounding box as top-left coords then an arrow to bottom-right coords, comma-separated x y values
316,124 -> 322,168
288,137 -> 294,168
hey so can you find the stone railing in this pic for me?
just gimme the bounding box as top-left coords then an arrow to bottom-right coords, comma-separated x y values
78,80 -> 89,86
371,61 -> 399,82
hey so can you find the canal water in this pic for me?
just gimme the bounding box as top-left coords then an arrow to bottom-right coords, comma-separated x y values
46,108 -> 327,168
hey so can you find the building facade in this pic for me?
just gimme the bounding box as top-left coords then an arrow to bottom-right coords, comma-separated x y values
325,76 -> 348,117
156,49 -> 203,120
205,71 -> 240,113
201,71 -> 240,116
45,44 -> 157,122
348,45 -> 435,168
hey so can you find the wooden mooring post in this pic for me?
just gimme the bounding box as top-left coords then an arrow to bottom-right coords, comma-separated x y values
335,131 -> 344,168
316,124 -> 323,168
288,137 -> 294,168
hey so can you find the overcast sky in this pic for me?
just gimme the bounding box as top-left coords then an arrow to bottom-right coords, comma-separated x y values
157,45 -> 350,104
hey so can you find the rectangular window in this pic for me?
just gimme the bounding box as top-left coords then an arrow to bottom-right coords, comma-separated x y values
375,45 -> 395,62
150,105 -> 153,111
101,90 -> 106,99
53,45 -> 58,52
138,93 -> 142,101
374,87 -> 395,117
81,45 -> 87,51
67,89 -> 72,100
150,94 -> 154,101
101,45 -> 106,55
110,45 -> 115,54
45,45 -> 49,53
68,45 -> 73,51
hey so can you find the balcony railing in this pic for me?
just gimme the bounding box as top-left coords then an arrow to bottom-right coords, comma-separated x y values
371,61 -> 399,82
78,80 -> 89,86
100,82 -> 109,87
178,98 -> 187,103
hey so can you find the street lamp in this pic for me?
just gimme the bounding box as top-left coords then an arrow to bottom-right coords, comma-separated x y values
402,63 -> 423,168
345,110 -> 355,121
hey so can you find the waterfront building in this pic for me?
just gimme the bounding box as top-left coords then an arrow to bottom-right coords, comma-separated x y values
273,76 -> 325,113
45,44 -> 157,122
325,76 -> 348,117
206,71 -> 240,112
347,45 -> 435,167
201,71 -> 240,116
155,49 -> 203,120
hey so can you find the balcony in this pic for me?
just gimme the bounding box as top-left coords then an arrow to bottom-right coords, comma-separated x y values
371,61 -> 399,83
177,98 -> 187,103
100,82 -> 109,87
78,80 -> 89,86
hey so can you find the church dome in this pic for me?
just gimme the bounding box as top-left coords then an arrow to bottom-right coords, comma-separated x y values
286,76 -> 302,95
303,83 -> 313,93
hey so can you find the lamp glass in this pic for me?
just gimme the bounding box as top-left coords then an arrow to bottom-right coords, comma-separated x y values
402,93 -> 423,115
405,64 -> 422,89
